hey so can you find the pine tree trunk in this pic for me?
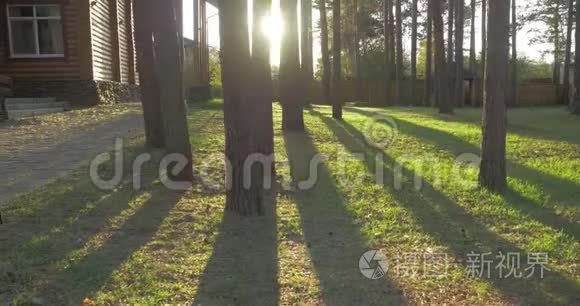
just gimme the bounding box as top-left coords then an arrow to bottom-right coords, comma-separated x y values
553,4 -> 561,85
468,0 -> 476,106
434,0 -> 452,113
563,0 -> 573,106
220,0 -> 268,215
302,0 -> 314,103
152,0 -> 193,182
134,0 -> 164,148
253,0 -> 275,160
384,0 -> 392,105
509,0 -> 517,107
281,0 -> 306,130
332,0 -> 343,119
480,0 -> 487,106
425,0 -> 433,106
454,0 -> 464,107
388,0 -> 396,81
411,0 -> 418,105
572,0 -> 580,114
448,0 -> 455,104
320,0 -> 332,105
354,0 -> 362,101
395,0 -> 404,104
448,0 -> 454,65
479,0 -> 509,192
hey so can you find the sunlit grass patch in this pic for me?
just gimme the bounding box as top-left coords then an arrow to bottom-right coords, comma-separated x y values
0,101 -> 578,305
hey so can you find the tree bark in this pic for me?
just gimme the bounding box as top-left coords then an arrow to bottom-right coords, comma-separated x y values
425,0 -> 434,106
468,0 -> 476,106
448,0 -> 455,104
573,0 -> 580,114
319,0 -> 332,105
332,0 -> 343,119
152,0 -> 193,182
411,0 -> 418,105
281,0 -> 306,130
479,0 -> 509,192
448,0 -> 454,65
220,0 -> 268,215
434,0 -> 452,113
384,0 -> 393,105
253,0 -> 275,159
302,0 -> 314,103
395,0 -> 404,104
509,0 -> 517,107
480,0 -> 487,106
553,3 -> 561,85
563,0 -> 573,106
388,0 -> 396,81
354,0 -> 362,101
134,0 -> 164,148
454,0 -> 464,107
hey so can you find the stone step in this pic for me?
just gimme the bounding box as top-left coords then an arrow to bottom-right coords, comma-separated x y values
5,101 -> 69,110
7,107 -> 66,119
5,97 -> 57,105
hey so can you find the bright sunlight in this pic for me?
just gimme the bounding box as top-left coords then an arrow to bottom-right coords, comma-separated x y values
260,0 -> 283,66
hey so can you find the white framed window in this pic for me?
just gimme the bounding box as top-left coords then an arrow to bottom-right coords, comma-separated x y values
7,4 -> 64,58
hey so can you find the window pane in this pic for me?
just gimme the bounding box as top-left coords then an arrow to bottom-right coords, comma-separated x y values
10,20 -> 36,54
38,20 -> 64,54
9,6 -> 34,17
36,6 -> 60,17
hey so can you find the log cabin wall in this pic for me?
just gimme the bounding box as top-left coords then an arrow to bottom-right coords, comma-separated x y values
89,0 -> 136,84
117,0 -> 135,84
0,0 -> 138,105
90,0 -> 118,81
0,0 -> 92,80
130,0 -> 138,85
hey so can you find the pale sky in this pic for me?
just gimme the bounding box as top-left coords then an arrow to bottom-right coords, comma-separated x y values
182,1 -> 550,68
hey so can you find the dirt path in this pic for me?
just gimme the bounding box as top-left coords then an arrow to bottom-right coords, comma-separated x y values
0,113 -> 143,205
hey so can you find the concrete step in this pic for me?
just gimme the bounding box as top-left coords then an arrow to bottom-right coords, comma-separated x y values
7,107 -> 66,119
5,97 -> 57,105
5,101 -> 69,110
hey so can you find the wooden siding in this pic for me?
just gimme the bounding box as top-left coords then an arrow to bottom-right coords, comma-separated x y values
90,0 -> 117,81
117,0 -> 133,83
130,0 -> 139,85
90,0 -> 136,83
0,0 -> 139,84
0,0 -> 91,80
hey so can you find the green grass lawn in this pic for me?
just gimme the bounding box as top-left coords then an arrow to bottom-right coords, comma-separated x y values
0,101 -> 578,305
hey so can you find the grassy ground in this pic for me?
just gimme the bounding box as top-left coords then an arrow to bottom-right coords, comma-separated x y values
0,104 -> 141,158
0,100 -> 578,305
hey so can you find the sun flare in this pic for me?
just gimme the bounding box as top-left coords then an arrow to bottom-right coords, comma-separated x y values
259,1 -> 283,66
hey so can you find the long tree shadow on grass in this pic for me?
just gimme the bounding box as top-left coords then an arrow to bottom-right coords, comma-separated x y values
396,106 -> 580,146
193,194 -> 279,305
311,109 -> 580,305
348,107 -> 580,240
283,130 -> 406,305
39,187 -> 186,304
0,144 -> 165,303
